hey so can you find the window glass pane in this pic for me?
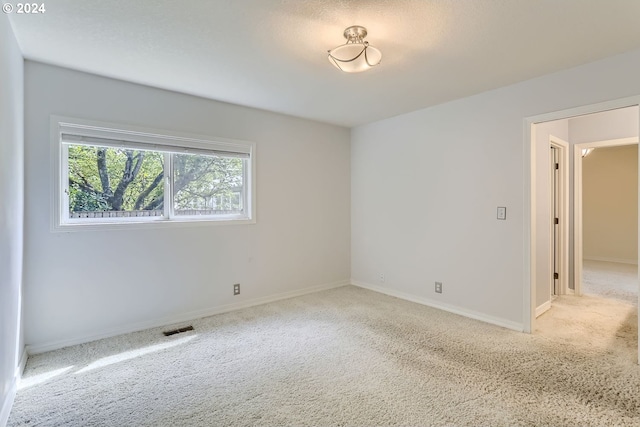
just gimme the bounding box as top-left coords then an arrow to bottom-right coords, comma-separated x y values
67,144 -> 165,219
172,153 -> 244,216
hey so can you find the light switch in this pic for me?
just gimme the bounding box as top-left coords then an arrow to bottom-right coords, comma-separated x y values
497,207 -> 506,220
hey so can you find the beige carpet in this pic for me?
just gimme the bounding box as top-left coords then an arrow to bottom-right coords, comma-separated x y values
8,286 -> 640,426
582,259 -> 638,304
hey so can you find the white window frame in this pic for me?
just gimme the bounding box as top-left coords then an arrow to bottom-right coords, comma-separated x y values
51,116 -> 256,231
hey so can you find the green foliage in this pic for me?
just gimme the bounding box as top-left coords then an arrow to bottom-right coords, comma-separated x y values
173,154 -> 244,212
67,145 -> 244,214
68,145 -> 165,212
69,182 -> 109,212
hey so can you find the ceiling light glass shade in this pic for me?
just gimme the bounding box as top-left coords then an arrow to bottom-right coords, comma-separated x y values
582,147 -> 595,157
328,26 -> 382,73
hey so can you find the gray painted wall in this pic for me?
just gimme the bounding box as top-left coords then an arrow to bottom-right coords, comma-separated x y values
0,13 -> 24,427
23,61 -> 351,351
352,48 -> 640,329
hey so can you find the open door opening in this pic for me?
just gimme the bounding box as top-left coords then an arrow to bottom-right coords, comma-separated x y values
574,139 -> 638,300
527,101 -> 640,364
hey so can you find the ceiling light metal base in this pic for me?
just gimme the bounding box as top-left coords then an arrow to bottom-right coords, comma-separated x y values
344,25 -> 368,41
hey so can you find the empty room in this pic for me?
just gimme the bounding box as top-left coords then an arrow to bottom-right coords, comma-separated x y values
2,1 -> 640,426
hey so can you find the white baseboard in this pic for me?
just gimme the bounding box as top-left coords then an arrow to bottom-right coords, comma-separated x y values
0,378 -> 17,427
17,347 -> 28,379
0,347 -> 26,427
583,256 -> 638,265
27,280 -> 350,355
535,301 -> 552,318
351,280 -> 523,332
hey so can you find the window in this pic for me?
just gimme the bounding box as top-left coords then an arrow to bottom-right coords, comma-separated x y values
53,117 -> 255,229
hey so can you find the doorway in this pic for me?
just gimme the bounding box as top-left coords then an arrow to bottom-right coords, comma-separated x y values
574,139 -> 639,297
525,98 -> 640,364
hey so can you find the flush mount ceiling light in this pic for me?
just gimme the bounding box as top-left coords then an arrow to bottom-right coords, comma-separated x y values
327,26 -> 382,73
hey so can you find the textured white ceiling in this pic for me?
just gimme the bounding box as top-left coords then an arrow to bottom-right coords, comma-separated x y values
8,0 -> 640,127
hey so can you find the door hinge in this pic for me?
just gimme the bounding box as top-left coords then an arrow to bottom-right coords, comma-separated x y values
555,218 -> 559,224
554,272 -> 559,280
555,163 -> 559,170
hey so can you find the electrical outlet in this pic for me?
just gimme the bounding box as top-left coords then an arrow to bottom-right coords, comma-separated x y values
379,273 -> 385,282
233,283 -> 240,295
435,281 -> 442,294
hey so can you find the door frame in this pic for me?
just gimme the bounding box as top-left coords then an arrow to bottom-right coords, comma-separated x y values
573,137 -> 639,296
550,136 -> 570,298
524,95 -> 640,366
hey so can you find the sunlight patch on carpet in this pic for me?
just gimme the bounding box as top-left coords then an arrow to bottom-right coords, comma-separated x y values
76,334 -> 196,374
19,366 -> 74,390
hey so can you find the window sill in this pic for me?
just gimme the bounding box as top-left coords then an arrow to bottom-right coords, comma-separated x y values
52,216 -> 256,233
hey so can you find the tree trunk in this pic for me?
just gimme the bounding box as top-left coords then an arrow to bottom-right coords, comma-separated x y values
110,151 -> 144,210
134,171 -> 164,210
96,148 -> 111,196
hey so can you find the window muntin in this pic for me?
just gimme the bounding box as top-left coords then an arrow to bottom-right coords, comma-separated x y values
56,119 -> 254,228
